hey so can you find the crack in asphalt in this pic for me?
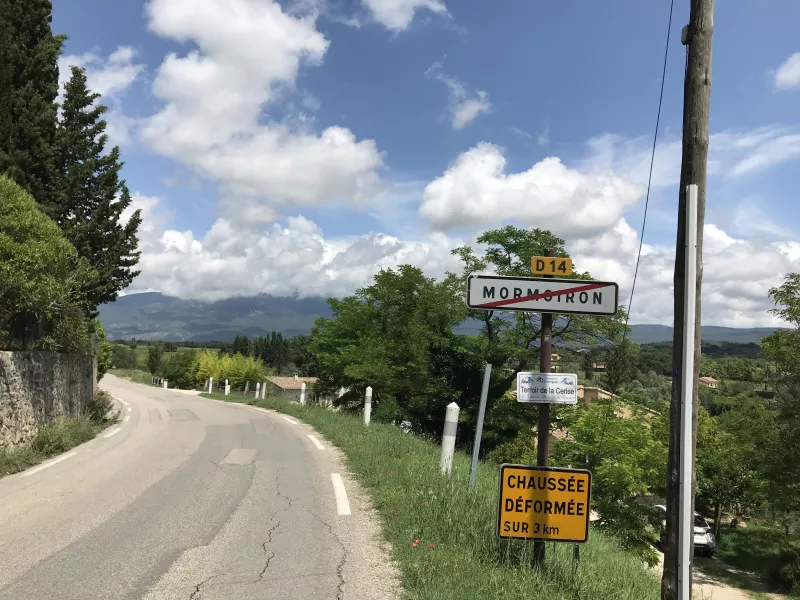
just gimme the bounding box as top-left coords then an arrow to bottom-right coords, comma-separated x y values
257,467 -> 293,581
299,506 -> 348,599
188,574 -> 219,600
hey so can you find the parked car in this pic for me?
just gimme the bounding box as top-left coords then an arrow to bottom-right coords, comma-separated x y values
654,504 -> 716,557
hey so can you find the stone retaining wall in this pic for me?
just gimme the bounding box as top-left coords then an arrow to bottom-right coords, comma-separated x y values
0,351 -> 95,448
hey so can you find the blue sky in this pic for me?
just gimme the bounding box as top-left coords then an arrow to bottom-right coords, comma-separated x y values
51,0 -> 800,326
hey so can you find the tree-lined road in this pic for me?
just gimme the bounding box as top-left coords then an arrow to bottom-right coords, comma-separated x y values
0,376 -> 400,600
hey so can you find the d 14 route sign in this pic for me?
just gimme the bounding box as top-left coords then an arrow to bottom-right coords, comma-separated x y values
466,274 -> 618,316
497,465 -> 592,543
531,256 -> 572,276
517,373 -> 578,404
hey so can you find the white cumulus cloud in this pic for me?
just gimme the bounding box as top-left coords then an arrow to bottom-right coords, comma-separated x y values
426,61 -> 491,130
127,192 -> 800,327
142,0 -> 384,212
362,0 -> 448,31
775,52 -> 800,90
127,195 -> 463,301
419,142 -> 643,234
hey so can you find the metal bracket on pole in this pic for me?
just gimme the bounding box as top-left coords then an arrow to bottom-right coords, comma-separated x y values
678,184 -> 699,600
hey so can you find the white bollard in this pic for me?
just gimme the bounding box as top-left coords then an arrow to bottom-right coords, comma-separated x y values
255,382 -> 260,398
261,381 -> 267,399
300,382 -> 306,405
245,381 -> 250,394
439,402 -> 460,476
225,379 -> 230,396
162,380 -> 168,389
364,386 -> 372,426
208,377 -> 213,393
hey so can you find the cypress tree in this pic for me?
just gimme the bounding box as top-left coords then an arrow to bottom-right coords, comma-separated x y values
0,0 -> 64,209
55,66 -> 142,314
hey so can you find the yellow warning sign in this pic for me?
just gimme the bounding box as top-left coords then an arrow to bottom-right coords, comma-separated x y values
497,464 -> 591,543
530,256 -> 573,276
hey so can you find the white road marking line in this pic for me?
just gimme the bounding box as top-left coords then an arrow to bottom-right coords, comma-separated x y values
104,427 -> 122,439
307,434 -> 325,450
22,452 -> 77,477
330,474 -> 351,516
282,416 -> 298,425
124,415 -> 130,422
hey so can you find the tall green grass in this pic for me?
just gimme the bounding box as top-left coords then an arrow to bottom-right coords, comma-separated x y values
0,391 -> 118,477
202,393 -> 660,600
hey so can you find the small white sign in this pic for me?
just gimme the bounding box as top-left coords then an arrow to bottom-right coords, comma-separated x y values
517,372 -> 578,404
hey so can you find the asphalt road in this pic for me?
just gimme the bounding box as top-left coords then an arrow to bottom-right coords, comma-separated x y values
0,375 -> 401,600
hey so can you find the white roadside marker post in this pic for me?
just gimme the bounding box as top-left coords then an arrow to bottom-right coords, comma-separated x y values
364,386 -> 372,425
262,381 -> 267,399
440,402 -> 460,476
255,382 -> 260,398
225,379 -> 230,396
208,377 -> 213,393
300,382 -> 306,405
162,380 -> 168,389
245,381 -> 249,394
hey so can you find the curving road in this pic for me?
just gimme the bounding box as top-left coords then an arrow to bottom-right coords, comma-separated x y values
0,375 -> 400,600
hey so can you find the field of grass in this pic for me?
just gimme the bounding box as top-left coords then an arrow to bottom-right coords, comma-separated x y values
200,392 -> 660,600
0,392 -> 118,478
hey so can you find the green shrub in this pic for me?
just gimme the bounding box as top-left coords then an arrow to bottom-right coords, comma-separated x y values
111,344 -> 138,369
162,349 -> 198,389
30,418 -> 97,455
0,176 -> 97,351
85,390 -> 118,426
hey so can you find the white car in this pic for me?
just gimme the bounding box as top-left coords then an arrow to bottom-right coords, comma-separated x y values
655,504 -> 716,557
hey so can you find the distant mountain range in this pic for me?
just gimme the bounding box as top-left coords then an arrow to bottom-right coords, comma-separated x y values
99,292 -> 781,345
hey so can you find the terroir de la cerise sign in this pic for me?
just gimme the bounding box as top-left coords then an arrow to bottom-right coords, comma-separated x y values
497,465 -> 592,543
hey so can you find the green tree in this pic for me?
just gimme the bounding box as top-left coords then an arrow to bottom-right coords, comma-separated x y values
0,176 -> 95,351
451,226 -> 628,388
605,339 -> 639,394
232,335 -> 252,357
311,265 -> 467,433
53,66 -> 141,313
0,0 -> 64,210
162,349 -> 198,389
761,273 -> 800,521
110,343 -> 137,369
551,397 -> 668,565
146,343 -> 164,375
93,320 -> 111,380
449,226 -> 628,449
289,334 -> 319,376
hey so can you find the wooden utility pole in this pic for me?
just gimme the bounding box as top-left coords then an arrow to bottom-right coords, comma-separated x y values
662,1 -> 715,599
533,247 -> 555,566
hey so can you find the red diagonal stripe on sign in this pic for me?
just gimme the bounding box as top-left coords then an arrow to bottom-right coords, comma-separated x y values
475,282 -> 609,308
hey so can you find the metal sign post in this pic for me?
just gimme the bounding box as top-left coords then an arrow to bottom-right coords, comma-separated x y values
469,363 -> 492,489
464,249 -> 617,568
533,248 -> 555,565
678,184 -> 699,599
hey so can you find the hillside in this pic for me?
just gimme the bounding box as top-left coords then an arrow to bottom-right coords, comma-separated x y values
99,292 -> 781,344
